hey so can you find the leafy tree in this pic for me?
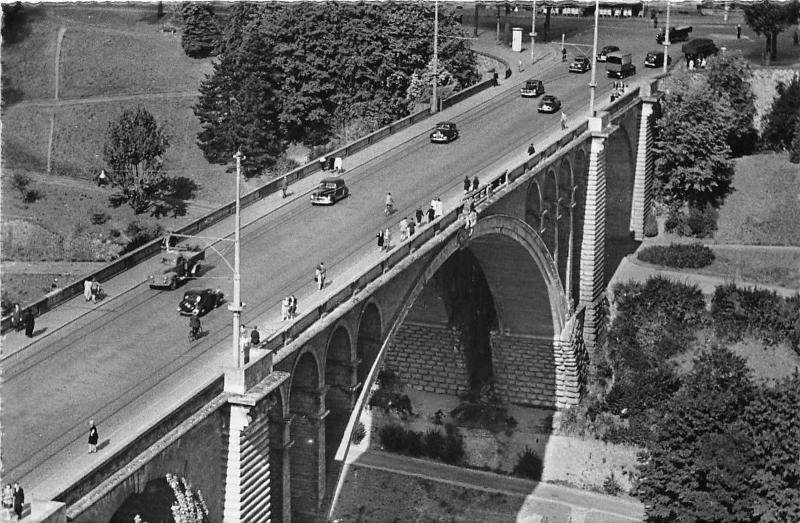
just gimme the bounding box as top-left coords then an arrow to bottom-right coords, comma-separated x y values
704,53 -> 758,156
636,346 -> 759,522
762,74 -> 800,151
791,111 -> 800,164
103,107 -> 170,214
743,0 -> 800,65
134,473 -> 208,523
406,58 -> 461,113
653,72 -> 735,209
179,3 -> 220,59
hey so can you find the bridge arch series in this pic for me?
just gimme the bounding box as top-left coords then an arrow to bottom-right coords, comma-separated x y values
384,214 -> 577,409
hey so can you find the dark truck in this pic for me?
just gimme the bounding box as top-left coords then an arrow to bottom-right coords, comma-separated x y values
606,52 -> 636,79
656,25 -> 692,44
149,247 -> 204,290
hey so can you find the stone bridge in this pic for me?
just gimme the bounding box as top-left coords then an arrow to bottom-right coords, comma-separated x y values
62,84 -> 659,523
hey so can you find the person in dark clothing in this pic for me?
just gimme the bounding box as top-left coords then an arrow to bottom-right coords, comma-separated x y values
250,328 -> 261,346
12,482 -> 23,520
88,421 -> 99,453
737,24 -> 741,39
415,208 -> 423,225
426,206 -> 435,223
22,310 -> 34,338
281,176 -> 288,198
527,143 -> 536,155
492,71 -> 499,86
463,176 -> 471,194
472,176 -> 479,191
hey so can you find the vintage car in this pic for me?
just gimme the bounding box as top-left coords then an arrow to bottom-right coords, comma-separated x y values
178,288 -> 224,316
429,122 -> 459,143
537,95 -> 562,114
310,177 -> 349,205
644,51 -> 672,68
149,248 -> 204,290
569,56 -> 591,73
596,45 -> 620,62
520,79 -> 545,98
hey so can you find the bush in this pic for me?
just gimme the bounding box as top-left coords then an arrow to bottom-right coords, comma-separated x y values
791,111 -> 800,164
351,421 -> 366,445
424,429 -> 446,458
762,75 -> 800,151
637,243 -> 715,269
512,446 -> 542,480
121,220 -> 163,254
379,424 -> 408,453
439,430 -> 465,464
603,473 -> 623,496
11,171 -> 30,198
664,206 -> 717,238
643,212 -> 659,237
91,212 -> 110,225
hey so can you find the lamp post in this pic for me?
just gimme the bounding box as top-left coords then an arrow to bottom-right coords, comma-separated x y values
663,0 -> 671,75
530,0 -> 536,62
588,0 -> 600,115
229,150 -> 244,368
431,0 -> 439,115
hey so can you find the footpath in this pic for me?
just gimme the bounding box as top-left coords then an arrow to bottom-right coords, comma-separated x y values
2,31 -> 566,510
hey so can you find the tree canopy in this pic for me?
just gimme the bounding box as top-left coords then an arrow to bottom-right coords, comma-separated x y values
762,74 -> 800,152
743,0 -> 800,64
195,2 -> 479,177
704,53 -> 757,156
179,2 -> 220,59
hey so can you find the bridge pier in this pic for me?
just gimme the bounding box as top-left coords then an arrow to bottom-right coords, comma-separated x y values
269,414 -> 293,523
631,95 -> 659,240
290,385 -> 329,521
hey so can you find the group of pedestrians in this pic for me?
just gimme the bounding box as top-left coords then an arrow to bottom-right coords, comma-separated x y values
463,176 -> 479,195
83,278 -> 103,304
2,482 -> 25,520
9,303 -> 36,338
610,81 -> 628,102
378,195 -> 443,251
281,295 -> 298,321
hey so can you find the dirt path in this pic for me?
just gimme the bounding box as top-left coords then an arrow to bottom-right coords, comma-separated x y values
0,261 -> 108,275
8,89 -> 199,110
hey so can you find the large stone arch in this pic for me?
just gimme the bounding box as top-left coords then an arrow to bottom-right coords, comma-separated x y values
570,145 -> 590,306
555,157 -> 573,288
605,120 -> 639,286
323,324 -> 355,498
355,302 -> 383,388
541,167 -> 559,257
289,350 -> 324,520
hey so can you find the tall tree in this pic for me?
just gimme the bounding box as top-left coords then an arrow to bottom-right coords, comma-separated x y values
653,72 -> 736,209
791,111 -> 800,164
704,53 -> 758,156
743,0 -> 800,65
103,107 -> 170,214
179,2 -> 220,58
762,74 -> 800,151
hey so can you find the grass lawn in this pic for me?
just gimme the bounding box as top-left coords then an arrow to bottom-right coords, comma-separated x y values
0,105 -> 52,173
714,152 -> 800,246
0,6 -> 58,103
697,247 -> 800,289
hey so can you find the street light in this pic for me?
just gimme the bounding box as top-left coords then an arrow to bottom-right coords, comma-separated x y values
588,0 -> 600,115
663,0 -> 671,75
530,0 -> 536,63
229,150 -> 244,368
431,0 -> 439,115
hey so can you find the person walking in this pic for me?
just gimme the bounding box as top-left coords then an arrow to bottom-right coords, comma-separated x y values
434,197 -> 443,218
518,59 -> 523,71
12,483 -> 23,520
281,176 -> 288,198
492,71 -> 499,86
315,262 -> 326,290
472,176 -> 479,192
88,421 -> 99,453
426,205 -> 436,223
385,192 -> 394,216
399,217 -> 409,241
408,219 -> 416,237
384,227 -> 391,251
528,143 -> 536,155
463,176 -> 471,194
319,155 -> 327,171
10,304 -> 22,331
2,484 -> 13,517
653,14 -> 658,28
84,279 -> 93,301
560,111 -> 568,130
22,309 -> 35,338
90,278 -> 102,303
688,58 -> 695,70
415,208 -> 423,225
561,47 -> 567,62
737,23 -> 741,39
376,230 -> 384,251
281,296 -> 291,321
96,169 -> 109,187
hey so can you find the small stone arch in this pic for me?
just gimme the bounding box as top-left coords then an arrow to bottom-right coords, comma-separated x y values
605,120 -> 639,286
323,324 -> 356,490
355,301 -> 383,387
525,178 -> 544,233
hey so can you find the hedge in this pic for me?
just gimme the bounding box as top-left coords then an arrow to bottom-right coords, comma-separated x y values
637,243 -> 715,269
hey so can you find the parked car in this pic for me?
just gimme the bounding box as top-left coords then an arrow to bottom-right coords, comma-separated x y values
597,45 -> 619,62
178,288 -> 224,316
537,95 -> 562,114
520,78 -> 545,97
149,248 -> 204,290
681,38 -> 718,62
569,56 -> 591,73
606,52 -> 636,79
656,25 -> 692,44
429,122 -> 459,143
644,51 -> 672,68
310,177 -> 349,205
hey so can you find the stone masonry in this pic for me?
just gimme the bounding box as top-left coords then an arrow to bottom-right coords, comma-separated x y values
385,322 -> 469,396
490,333 -> 557,408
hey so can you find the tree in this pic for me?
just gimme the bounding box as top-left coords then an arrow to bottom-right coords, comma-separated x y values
636,346 -> 759,522
179,2 -> 220,58
103,107 -> 170,214
791,111 -> 800,164
704,53 -> 758,156
134,473 -> 208,523
653,72 -> 735,209
406,58 -> 460,113
762,74 -> 800,151
743,0 -> 800,65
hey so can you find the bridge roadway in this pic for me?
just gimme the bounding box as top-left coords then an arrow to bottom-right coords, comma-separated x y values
2,55 -> 661,500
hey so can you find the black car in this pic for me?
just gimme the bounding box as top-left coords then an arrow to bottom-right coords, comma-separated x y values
537,95 -> 562,114
569,56 -> 591,73
520,79 -> 545,97
178,288 -> 224,316
597,45 -> 619,62
644,51 -> 672,68
429,122 -> 459,143
310,177 -> 349,205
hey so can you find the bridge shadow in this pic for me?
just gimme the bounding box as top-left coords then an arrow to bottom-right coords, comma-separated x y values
109,477 -> 173,523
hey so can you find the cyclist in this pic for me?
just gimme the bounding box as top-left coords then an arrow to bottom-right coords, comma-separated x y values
385,192 -> 394,216
189,310 -> 202,340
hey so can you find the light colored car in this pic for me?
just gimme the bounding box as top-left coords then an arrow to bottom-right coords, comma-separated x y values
310,177 -> 349,205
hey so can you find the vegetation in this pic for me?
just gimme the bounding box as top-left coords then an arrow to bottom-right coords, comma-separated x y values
351,421 -> 367,445
103,107 -> 171,214
743,0 -> 800,65
792,112 -> 800,164
179,3 -> 220,59
704,53 -> 758,156
512,446 -> 543,481
134,473 -> 208,523
195,2 -> 479,177
637,243 -> 715,269
664,204 -> 718,238
761,74 -> 800,152
379,423 -> 465,465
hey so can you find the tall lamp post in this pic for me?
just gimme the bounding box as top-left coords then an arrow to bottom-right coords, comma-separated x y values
530,0 -> 537,63
663,0 -> 671,75
431,0 -> 439,115
229,150 -> 244,368
588,0 -> 600,115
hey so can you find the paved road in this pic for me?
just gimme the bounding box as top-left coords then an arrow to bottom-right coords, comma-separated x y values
2,21 -> 666,500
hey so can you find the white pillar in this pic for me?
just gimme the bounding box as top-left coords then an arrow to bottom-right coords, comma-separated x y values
631,98 -> 657,240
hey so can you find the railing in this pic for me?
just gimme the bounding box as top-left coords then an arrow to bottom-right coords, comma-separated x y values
1,52 -> 512,334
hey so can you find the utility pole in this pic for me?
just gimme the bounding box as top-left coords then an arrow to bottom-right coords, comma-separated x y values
230,150 -> 244,368
530,0 -> 537,62
663,0 -> 671,75
474,2 -> 479,37
496,4 -> 500,43
431,0 -> 439,115
589,0 -> 600,115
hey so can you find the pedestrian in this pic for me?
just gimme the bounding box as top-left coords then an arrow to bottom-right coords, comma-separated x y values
90,278 -> 102,303
700,57 -> 706,69
737,23 -> 741,39
12,482 -> 23,520
434,197 -> 443,217
96,169 -> 109,187
399,217 -> 409,241
472,176 -> 479,192
560,111 -> 567,130
610,92 -> 616,102
688,58 -> 695,70
333,157 -> 343,173
22,309 -> 34,338
463,176 -> 471,194
250,328 -> 261,347
315,262 -> 326,290
319,155 -> 327,171
426,205 -> 436,223
84,279 -> 93,301
518,59 -> 523,71
408,219 -> 416,236
281,176 -> 288,198
415,208 -> 424,225
2,484 -> 12,518
528,143 -> 536,155
384,227 -> 392,251
466,208 -> 478,235
289,295 -> 297,317
492,71 -> 499,86
376,230 -> 384,251
10,303 -> 22,331
281,296 -> 291,321
88,421 -> 99,453
561,47 -> 567,62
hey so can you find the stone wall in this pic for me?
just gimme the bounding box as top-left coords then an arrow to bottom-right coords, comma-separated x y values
385,322 -> 468,396
491,333 -> 556,408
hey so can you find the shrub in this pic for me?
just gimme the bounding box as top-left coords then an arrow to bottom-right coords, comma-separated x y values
762,75 -> 800,151
121,220 -> 164,254
351,421 -> 366,445
603,473 -> 623,496
379,424 -> 408,453
440,430 -> 465,464
791,112 -> 800,164
637,243 -> 715,269
512,446 -> 543,480
664,206 -> 717,237
11,171 -> 30,198
643,212 -> 659,237
91,212 -> 110,225
424,429 -> 446,458
405,430 -> 425,457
